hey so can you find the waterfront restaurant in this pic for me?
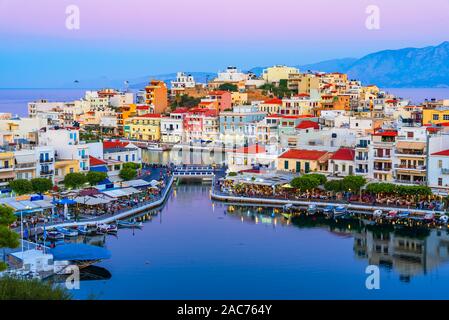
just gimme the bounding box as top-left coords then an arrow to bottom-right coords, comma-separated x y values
222,172 -> 294,196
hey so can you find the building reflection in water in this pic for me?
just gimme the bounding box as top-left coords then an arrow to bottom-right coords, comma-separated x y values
224,204 -> 449,282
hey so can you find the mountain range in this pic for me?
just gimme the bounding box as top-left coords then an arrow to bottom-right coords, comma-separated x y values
66,41 -> 449,89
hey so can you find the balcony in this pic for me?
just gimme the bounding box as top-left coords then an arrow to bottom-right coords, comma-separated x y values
441,168 -> 449,175
373,153 -> 391,159
395,150 -> 425,157
373,167 -> 392,172
356,156 -> 369,161
356,144 -> 369,149
355,169 -> 368,174
394,179 -> 426,186
15,162 -> 36,170
40,170 -> 54,176
40,158 -> 54,163
80,154 -> 89,159
0,166 -> 13,172
395,164 -> 426,171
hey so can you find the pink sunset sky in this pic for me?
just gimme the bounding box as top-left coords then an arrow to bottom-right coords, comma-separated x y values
0,0 -> 449,87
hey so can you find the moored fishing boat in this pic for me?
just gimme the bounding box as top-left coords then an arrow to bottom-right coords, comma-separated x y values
47,231 -> 65,240
117,220 -> 143,228
56,227 -> 79,237
97,223 -> 118,234
307,204 -> 317,215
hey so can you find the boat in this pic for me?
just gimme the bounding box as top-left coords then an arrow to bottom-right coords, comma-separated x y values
439,215 -> 449,224
46,231 -> 65,240
323,205 -> 335,217
423,213 -> 435,222
97,224 -> 118,234
307,204 -> 317,214
117,220 -> 143,228
56,227 -> 79,237
282,213 -> 293,220
333,205 -> 347,218
386,210 -> 398,219
373,209 -> 383,218
397,211 -> 410,219
77,225 -> 97,235
282,204 -> 294,212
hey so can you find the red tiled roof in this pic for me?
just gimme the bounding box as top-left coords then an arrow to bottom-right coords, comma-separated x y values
209,90 -> 229,95
268,114 -> 314,119
103,140 -> 129,149
432,149 -> 449,156
296,120 -> 319,130
279,149 -> 328,160
373,130 -> 398,137
234,145 -> 266,154
330,148 -> 355,161
136,105 -> 150,110
171,108 -> 189,114
296,93 -> 310,97
139,113 -> 162,118
89,156 -> 107,166
263,98 -> 282,105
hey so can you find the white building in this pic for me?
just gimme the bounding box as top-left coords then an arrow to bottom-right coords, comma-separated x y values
161,111 -> 185,144
171,72 -> 196,90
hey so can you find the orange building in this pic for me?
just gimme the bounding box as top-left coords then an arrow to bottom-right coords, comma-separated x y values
145,80 -> 168,114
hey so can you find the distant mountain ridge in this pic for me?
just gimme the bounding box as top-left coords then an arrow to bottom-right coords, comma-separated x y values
65,41 -> 449,89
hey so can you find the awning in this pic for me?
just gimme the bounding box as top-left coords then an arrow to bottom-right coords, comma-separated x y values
74,196 -> 112,206
90,165 -> 108,173
396,141 -> 426,150
101,187 -> 141,198
122,179 -> 151,188
49,244 -> 111,261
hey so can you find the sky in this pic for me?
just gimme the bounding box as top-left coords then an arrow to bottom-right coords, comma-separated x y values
0,0 -> 449,88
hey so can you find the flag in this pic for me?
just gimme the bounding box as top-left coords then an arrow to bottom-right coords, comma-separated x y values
43,224 -> 47,240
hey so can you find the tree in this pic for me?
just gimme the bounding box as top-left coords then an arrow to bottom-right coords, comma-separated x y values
86,171 -> 108,186
9,180 -> 32,195
0,205 -> 20,271
63,173 -> 87,189
290,176 -> 320,192
324,180 -> 344,193
119,167 -> 137,181
170,94 -> 201,109
123,162 -> 140,170
342,176 -> 366,192
303,174 -> 327,185
0,277 -> 72,300
218,83 -> 238,92
30,178 -> 53,194
366,183 -> 396,195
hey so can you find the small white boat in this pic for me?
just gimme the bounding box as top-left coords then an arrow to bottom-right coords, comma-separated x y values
47,231 -> 65,240
373,209 -> 383,218
56,227 -> 79,237
307,204 -> 317,214
439,215 -> 449,224
97,224 -> 118,234
117,220 -> 143,228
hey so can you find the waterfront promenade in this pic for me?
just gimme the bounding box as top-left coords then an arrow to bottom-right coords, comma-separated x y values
210,179 -> 446,216
32,175 -> 174,233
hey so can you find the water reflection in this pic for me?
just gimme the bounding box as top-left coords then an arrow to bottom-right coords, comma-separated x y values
223,204 -> 449,282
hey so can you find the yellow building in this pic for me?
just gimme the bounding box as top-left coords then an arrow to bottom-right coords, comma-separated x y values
278,149 -> 330,173
262,65 -> 300,84
124,114 -> 162,141
423,107 -> 449,125
55,160 -> 79,185
231,92 -> 248,106
0,152 -> 15,187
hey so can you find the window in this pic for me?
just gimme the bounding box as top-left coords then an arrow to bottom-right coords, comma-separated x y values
438,178 -> 443,186
439,160 -> 443,168
284,161 -> 289,170
433,114 -> 440,121
407,132 -> 414,138
444,115 -> 449,121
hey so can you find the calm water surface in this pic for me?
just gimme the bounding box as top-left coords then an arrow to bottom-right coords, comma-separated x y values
71,184 -> 449,300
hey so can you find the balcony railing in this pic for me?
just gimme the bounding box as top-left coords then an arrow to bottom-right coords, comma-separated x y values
40,170 -> 54,176
374,154 -> 391,159
356,156 -> 369,161
40,158 -> 54,163
395,164 -> 426,171
374,167 -> 392,172
395,150 -> 425,156
15,162 -> 36,169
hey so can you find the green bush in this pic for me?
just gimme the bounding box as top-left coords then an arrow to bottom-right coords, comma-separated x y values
0,277 -> 72,300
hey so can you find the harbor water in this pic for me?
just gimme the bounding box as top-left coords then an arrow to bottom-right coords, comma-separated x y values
71,184 -> 449,300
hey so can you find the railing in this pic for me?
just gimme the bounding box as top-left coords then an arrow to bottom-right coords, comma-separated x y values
395,164 -> 426,170
15,162 -> 36,169
39,158 -> 54,163
40,170 -> 54,176
394,180 -> 426,186
374,154 -> 391,159
356,156 -> 369,161
373,167 -> 392,172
